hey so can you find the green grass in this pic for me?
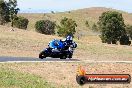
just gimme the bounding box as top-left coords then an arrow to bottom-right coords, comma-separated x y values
0,67 -> 55,88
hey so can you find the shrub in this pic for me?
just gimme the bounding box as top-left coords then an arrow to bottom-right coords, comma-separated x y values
85,21 -> 89,27
51,11 -> 55,14
35,20 -> 55,35
57,17 -> 77,37
13,16 -> 29,29
91,23 -> 98,31
68,11 -> 71,13
120,35 -> 131,45
126,24 -> 132,40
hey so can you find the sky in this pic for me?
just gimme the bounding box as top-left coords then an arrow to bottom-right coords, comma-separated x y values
17,0 -> 132,13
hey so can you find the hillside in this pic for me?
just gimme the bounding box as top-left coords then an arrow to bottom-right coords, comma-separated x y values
0,25 -> 132,61
19,7 -> 132,36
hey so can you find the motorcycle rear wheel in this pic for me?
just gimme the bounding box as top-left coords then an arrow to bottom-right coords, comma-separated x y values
60,55 -> 66,59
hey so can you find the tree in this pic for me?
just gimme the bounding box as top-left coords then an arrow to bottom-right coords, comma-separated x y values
126,24 -> 132,39
51,11 -> 55,14
57,17 -> 77,37
13,16 -> 29,29
0,0 -> 19,26
35,20 -> 55,35
0,0 -> 10,25
7,0 -> 19,27
98,11 -> 126,44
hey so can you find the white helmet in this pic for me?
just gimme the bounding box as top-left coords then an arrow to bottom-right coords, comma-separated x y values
66,36 -> 73,41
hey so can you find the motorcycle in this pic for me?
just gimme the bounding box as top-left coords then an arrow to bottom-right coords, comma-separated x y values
39,38 -> 77,59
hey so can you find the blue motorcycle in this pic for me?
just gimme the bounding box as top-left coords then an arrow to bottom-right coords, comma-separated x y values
39,36 -> 77,59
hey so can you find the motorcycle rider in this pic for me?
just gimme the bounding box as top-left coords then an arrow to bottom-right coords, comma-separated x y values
64,35 -> 77,49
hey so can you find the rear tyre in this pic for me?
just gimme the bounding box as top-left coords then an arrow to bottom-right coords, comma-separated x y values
60,55 -> 66,59
68,53 -> 73,59
39,51 -> 46,59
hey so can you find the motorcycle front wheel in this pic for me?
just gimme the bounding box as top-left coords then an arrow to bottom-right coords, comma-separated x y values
39,51 -> 46,59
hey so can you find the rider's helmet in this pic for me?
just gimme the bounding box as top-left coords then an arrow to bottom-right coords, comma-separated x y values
65,35 -> 73,45
66,35 -> 73,41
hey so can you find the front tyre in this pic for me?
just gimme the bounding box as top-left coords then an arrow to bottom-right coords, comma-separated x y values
39,51 -> 46,59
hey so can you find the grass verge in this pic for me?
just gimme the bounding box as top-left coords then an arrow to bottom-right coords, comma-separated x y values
0,66 -> 55,88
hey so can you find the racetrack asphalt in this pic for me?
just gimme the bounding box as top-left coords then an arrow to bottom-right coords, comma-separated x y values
0,56 -> 132,63
0,56 -> 80,62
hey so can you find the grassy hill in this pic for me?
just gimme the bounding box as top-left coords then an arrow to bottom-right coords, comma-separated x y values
18,7 -> 132,36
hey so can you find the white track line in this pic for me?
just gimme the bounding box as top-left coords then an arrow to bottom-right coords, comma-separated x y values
0,61 -> 81,63
0,60 -> 132,63
82,60 -> 132,63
